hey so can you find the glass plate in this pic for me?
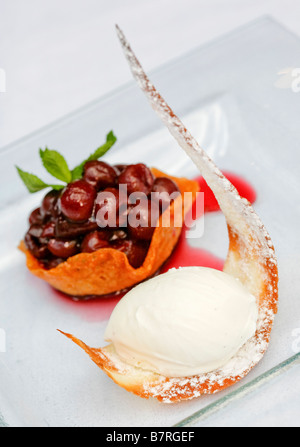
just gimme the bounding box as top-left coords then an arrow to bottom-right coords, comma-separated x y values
1,16 -> 300,427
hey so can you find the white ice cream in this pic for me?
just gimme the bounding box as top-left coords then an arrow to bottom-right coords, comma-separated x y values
104,267 -> 258,377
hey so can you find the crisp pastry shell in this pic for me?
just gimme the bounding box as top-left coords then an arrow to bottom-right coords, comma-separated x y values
19,169 -> 199,297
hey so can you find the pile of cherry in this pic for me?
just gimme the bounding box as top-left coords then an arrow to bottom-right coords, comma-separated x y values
25,161 -> 180,269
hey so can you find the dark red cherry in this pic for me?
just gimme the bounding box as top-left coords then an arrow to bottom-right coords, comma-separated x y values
152,177 -> 180,212
24,232 -> 49,259
55,216 -> 99,238
47,239 -> 79,258
41,190 -> 60,218
152,177 -> 180,195
81,231 -> 110,253
41,222 -> 56,238
112,239 -> 149,269
118,164 -> 154,196
28,224 -> 44,239
83,161 -> 118,190
127,199 -> 159,241
60,180 -> 96,222
29,208 -> 43,225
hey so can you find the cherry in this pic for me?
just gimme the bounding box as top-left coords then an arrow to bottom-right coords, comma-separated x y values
112,239 -> 149,269
81,231 -> 110,253
48,239 -> 79,258
28,224 -> 44,239
127,198 -> 159,241
41,222 -> 56,238
41,190 -> 60,218
55,216 -> 98,238
29,208 -> 43,225
118,164 -> 154,196
83,161 -> 118,190
25,232 -> 49,259
60,180 -> 96,222
152,177 -> 180,212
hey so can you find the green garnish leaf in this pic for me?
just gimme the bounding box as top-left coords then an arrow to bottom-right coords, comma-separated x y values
39,148 -> 72,183
16,130 -> 117,194
106,130 -> 117,143
71,131 -> 117,181
16,167 -> 65,193
16,167 -> 50,193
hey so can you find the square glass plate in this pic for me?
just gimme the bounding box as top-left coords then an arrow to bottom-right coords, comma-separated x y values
0,16 -> 300,427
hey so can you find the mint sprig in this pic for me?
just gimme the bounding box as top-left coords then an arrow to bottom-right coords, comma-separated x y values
16,131 -> 117,194
71,131 -> 117,181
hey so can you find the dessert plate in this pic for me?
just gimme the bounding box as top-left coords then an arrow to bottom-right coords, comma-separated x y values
0,17 -> 300,426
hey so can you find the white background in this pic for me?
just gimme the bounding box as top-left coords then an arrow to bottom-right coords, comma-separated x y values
1,0 -> 300,149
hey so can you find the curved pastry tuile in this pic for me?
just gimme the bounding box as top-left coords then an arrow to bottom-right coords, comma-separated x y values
59,27 -> 278,403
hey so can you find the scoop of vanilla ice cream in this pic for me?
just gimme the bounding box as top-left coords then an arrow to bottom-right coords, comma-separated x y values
104,267 -> 258,377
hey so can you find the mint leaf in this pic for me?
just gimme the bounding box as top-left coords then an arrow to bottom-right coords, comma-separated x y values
16,167 -> 49,193
39,148 -> 72,183
71,131 -> 117,180
106,130 -> 116,143
16,167 -> 64,193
